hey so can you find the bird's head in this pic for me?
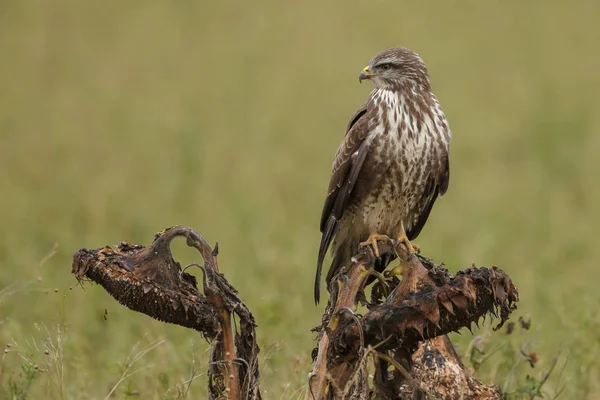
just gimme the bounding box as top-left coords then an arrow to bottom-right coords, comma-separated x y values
359,47 -> 430,89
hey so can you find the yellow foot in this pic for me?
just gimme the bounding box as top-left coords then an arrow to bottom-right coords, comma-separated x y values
387,264 -> 404,277
396,234 -> 420,254
359,233 -> 392,258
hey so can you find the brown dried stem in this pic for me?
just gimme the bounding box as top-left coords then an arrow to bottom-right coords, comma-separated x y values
307,252 -> 372,400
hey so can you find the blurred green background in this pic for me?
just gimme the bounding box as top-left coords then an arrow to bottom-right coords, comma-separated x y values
1,0 -> 599,398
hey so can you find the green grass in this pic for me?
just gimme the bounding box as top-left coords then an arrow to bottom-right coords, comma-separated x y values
1,0 -> 599,398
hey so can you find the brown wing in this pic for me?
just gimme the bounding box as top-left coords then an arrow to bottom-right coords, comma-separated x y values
319,104 -> 367,232
406,141 -> 450,240
315,104 -> 371,304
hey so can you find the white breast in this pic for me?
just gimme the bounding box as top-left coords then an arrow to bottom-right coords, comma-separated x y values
357,88 -> 446,236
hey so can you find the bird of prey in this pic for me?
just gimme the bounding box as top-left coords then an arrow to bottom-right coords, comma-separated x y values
314,47 -> 451,304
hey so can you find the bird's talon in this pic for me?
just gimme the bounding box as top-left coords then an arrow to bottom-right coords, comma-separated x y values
389,264 -> 404,276
396,234 -> 418,255
359,233 -> 391,259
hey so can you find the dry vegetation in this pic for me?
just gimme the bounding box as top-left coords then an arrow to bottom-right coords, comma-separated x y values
1,1 -> 599,399
70,225 -> 518,398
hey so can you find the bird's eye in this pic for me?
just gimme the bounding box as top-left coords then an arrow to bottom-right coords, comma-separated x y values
379,64 -> 391,71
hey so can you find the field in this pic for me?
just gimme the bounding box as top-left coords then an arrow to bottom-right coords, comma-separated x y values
1,1 -> 599,398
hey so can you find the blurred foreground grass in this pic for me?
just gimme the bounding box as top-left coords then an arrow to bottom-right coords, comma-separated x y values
1,0 -> 599,398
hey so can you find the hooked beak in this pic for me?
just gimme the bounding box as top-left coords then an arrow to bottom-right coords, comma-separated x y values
358,65 -> 380,83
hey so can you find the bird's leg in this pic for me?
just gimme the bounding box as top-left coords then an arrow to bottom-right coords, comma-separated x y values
359,233 -> 392,258
396,222 -> 420,254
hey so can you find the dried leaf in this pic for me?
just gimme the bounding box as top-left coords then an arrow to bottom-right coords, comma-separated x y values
439,296 -> 454,315
450,294 -> 468,310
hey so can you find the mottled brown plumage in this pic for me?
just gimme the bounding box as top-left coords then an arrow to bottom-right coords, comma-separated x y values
315,47 -> 451,304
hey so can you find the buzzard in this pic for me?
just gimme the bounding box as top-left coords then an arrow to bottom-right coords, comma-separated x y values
315,47 -> 451,304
